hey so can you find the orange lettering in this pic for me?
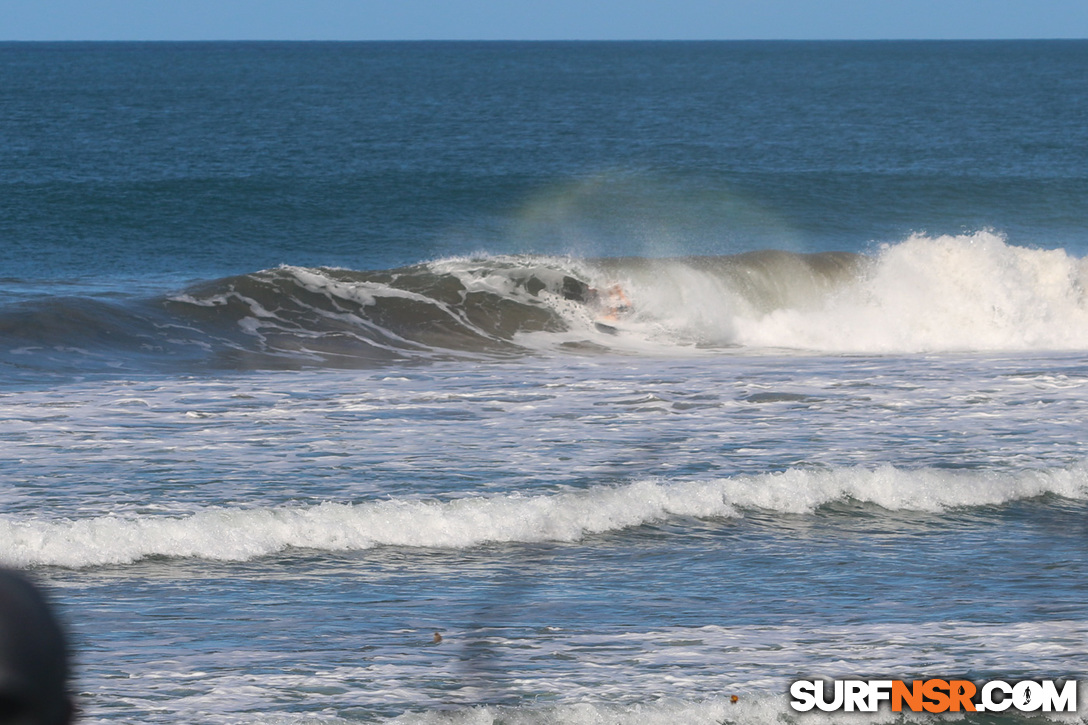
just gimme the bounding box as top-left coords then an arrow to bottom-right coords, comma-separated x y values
892,680 -> 924,712
922,679 -> 950,713
948,680 -> 977,712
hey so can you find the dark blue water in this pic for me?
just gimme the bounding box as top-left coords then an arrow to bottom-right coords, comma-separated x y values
4,41 -> 1088,291
3,42 -> 1088,724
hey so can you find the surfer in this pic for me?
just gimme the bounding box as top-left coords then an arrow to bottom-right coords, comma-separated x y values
560,277 -> 633,324
598,284 -> 632,324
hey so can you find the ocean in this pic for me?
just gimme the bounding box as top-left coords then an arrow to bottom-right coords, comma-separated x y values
2,40 -> 1088,723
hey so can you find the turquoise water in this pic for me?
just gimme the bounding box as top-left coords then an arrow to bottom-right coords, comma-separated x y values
2,41 -> 1088,723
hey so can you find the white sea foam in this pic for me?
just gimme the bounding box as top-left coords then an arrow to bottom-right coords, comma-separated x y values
5,464 -> 1087,568
74,688 -> 1088,725
428,234 -> 1088,355
73,621 -> 1088,724
160,235 -> 1088,361
381,694 -> 1088,725
620,232 -> 1088,352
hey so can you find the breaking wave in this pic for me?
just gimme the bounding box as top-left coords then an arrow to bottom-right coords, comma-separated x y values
5,464 -> 1087,568
3,232 -> 1088,372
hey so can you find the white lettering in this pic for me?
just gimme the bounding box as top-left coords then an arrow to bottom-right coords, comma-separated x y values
981,680 -> 1012,712
788,677 -> 1077,713
815,679 -> 844,712
1013,681 -> 1043,712
844,680 -> 869,712
789,680 -> 816,712
867,679 -> 893,711
1041,680 -> 1077,712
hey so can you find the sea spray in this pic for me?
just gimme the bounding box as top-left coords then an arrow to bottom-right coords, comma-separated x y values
732,232 -> 1088,352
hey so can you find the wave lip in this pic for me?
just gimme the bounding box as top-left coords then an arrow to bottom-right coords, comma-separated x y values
5,464 -> 1087,569
4,233 -> 1088,374
731,232 -> 1088,352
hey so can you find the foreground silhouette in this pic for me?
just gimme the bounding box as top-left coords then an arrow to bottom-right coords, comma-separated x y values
0,569 -> 73,725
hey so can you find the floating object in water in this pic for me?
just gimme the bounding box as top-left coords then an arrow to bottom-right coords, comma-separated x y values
594,321 -> 619,335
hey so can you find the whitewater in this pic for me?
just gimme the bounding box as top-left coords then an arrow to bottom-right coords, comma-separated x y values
6,231 -> 1088,377
6,464 -> 1088,568
4,40 -> 1088,724
7,237 -> 1088,723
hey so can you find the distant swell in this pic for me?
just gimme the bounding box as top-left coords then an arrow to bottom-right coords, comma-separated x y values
3,232 -> 1088,373
4,464 -> 1087,568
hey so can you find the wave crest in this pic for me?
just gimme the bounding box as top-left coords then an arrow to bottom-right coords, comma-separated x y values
3,233 -> 1088,372
5,464 -> 1086,568
731,232 -> 1088,351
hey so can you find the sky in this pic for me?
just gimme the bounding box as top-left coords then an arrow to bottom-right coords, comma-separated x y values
2,0 -> 1088,41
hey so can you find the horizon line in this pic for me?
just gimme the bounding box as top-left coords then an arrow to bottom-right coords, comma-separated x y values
3,37 -> 1087,43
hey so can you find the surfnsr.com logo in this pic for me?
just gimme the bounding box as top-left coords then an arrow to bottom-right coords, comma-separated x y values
789,679 -> 1077,713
